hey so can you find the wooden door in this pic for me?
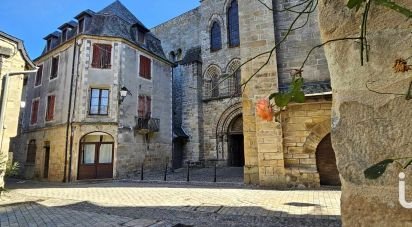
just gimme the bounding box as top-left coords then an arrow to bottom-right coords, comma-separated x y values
229,134 -> 244,167
78,142 -> 113,180
43,146 -> 50,179
316,134 -> 341,186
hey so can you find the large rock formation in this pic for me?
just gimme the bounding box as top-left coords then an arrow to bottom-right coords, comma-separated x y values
318,0 -> 412,226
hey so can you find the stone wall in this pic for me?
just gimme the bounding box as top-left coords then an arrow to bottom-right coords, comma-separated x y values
13,126 -> 67,182
273,0 -> 330,85
0,36 -> 28,187
318,0 -> 412,225
281,99 -> 332,187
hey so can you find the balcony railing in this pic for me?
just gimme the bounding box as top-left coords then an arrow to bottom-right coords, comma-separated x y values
135,117 -> 160,134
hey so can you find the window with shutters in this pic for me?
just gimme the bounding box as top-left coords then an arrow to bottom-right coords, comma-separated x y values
45,95 -> 55,121
139,55 -> 151,80
35,65 -> 43,87
227,0 -> 240,47
91,44 -> 112,69
138,95 -> 151,118
89,88 -> 109,115
210,22 -> 222,52
26,140 -> 37,164
50,56 -> 59,79
30,99 -> 39,125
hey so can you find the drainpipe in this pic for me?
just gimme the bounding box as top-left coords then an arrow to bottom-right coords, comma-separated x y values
0,68 -> 38,153
63,37 -> 78,183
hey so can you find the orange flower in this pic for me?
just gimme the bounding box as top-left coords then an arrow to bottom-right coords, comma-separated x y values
256,99 -> 273,121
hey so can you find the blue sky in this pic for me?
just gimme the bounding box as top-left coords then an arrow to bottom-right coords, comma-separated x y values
0,0 -> 199,58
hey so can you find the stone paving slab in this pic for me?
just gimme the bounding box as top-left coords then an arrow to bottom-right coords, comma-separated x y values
3,180 -> 342,226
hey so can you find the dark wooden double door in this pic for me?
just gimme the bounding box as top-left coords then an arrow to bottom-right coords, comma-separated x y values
78,142 -> 114,180
229,134 -> 244,167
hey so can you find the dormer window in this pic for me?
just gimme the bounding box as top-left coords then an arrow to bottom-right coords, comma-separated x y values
46,39 -> 52,51
137,29 -> 145,43
78,18 -> 85,33
61,29 -> 68,42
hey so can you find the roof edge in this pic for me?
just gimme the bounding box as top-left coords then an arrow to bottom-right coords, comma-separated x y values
0,31 -> 35,69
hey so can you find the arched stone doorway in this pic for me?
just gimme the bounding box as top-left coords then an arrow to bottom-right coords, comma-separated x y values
78,132 -> 115,180
228,115 -> 244,167
316,133 -> 341,186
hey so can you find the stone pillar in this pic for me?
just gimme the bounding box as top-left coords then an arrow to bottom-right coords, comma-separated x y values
239,0 -> 285,186
318,1 -> 412,225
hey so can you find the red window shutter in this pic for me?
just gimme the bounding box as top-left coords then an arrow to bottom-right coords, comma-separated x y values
138,96 -> 145,117
92,44 -> 100,68
103,45 -> 112,68
146,96 -> 151,117
46,96 -> 55,121
139,56 -> 151,79
31,100 -> 39,124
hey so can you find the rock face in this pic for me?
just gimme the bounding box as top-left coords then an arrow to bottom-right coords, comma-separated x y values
317,0 -> 412,226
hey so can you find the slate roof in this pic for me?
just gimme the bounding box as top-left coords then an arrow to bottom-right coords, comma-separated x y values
279,80 -> 332,95
58,21 -> 78,30
39,1 -> 166,61
180,46 -> 202,65
0,31 -> 35,69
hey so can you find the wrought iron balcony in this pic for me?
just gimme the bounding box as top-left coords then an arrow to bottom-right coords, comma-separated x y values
135,116 -> 160,134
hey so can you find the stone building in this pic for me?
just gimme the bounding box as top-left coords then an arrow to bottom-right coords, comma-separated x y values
12,1 -> 173,182
13,0 -> 339,187
152,0 -> 338,187
0,31 -> 35,187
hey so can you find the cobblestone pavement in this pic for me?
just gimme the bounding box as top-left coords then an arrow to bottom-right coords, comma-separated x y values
2,179 -> 342,226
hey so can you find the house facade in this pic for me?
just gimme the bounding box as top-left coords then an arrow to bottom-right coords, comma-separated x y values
12,1 -> 173,182
0,31 -> 35,188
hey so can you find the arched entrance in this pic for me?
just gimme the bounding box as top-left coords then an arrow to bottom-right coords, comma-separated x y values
315,134 -> 341,186
228,115 -> 244,167
78,132 -> 114,180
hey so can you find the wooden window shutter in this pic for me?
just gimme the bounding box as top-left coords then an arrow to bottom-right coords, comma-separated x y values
139,56 -> 151,79
31,100 -> 39,124
35,65 -> 43,86
138,96 -> 145,117
103,45 -> 112,68
146,96 -> 151,118
92,44 -> 100,68
46,96 -> 55,121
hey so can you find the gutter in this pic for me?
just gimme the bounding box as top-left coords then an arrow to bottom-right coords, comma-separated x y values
63,37 -> 79,183
0,68 -> 39,153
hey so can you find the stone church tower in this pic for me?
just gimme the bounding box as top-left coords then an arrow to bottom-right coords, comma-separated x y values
153,0 -> 334,188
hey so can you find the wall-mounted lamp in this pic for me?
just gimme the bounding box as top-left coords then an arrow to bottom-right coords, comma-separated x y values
119,86 -> 132,104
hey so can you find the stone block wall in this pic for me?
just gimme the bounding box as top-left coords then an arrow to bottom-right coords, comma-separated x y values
273,0 -> 330,85
281,99 -> 332,187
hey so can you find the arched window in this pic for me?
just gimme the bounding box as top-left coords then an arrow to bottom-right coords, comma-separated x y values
204,65 -> 221,99
227,59 -> 242,95
227,0 -> 240,47
210,22 -> 222,52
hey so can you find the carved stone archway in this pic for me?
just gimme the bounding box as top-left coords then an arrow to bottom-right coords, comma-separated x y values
303,120 -> 331,154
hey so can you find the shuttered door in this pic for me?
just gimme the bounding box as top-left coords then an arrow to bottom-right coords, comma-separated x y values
316,134 -> 341,186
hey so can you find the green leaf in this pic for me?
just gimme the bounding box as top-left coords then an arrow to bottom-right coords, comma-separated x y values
290,77 -> 304,93
375,0 -> 412,18
292,91 -> 305,103
364,159 -> 394,179
347,0 -> 364,9
274,93 -> 292,108
269,92 -> 277,101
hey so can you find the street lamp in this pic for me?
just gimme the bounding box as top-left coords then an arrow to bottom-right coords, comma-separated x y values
119,86 -> 131,104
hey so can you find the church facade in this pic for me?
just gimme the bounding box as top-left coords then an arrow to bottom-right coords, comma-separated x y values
153,0 -> 337,187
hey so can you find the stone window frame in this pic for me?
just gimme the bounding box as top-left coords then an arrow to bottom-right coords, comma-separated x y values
203,65 -> 222,99
138,53 -> 152,81
30,97 -> 40,126
210,21 -> 222,52
225,59 -> 242,96
45,93 -> 56,122
88,88 -> 110,116
49,54 -> 60,81
34,64 -> 43,87
227,0 -> 240,48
